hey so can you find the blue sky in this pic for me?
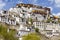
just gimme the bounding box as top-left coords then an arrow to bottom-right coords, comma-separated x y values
0,0 -> 60,16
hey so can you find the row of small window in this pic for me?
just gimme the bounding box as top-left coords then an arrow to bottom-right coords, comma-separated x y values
36,22 -> 45,24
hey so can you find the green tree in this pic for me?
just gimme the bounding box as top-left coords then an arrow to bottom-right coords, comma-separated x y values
35,28 -> 39,33
58,19 -> 60,23
46,18 -> 52,23
0,24 -> 18,40
22,33 -> 41,40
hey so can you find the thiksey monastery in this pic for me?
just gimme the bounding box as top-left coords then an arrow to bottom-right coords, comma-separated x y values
0,3 -> 60,38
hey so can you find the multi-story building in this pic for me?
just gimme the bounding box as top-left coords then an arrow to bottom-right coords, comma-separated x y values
33,21 -> 60,37
1,3 -> 60,38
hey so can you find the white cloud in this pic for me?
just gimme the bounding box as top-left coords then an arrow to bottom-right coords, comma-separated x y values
52,13 -> 56,15
48,0 -> 60,7
48,0 -> 54,4
18,1 -> 23,3
27,0 -> 39,6
48,7 -> 53,11
57,13 -> 60,16
32,0 -> 37,4
55,0 -> 60,7
52,12 -> 60,16
18,0 -> 23,3
0,0 -> 6,10
18,0 -> 38,5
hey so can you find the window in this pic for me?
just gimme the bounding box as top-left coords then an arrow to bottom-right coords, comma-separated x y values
18,6 -> 21,8
23,14 -> 25,16
3,11 -> 6,13
36,17 -> 37,20
22,18 -> 25,22
22,10 -> 27,12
